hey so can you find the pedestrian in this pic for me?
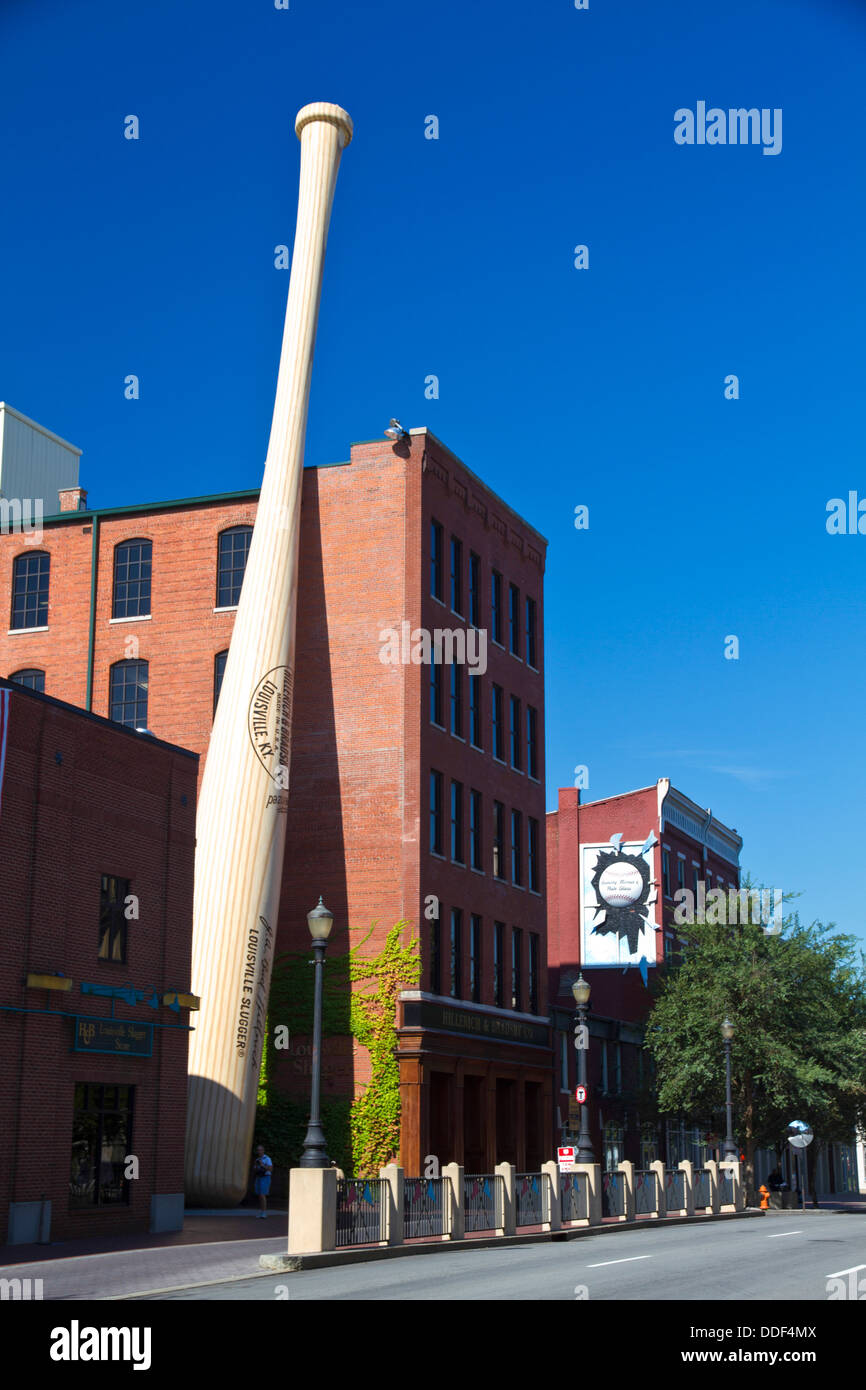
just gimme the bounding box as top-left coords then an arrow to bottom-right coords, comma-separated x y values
252,1145 -> 273,1218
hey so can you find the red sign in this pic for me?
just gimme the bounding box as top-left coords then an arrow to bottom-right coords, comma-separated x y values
575,1085 -> 587,1104
557,1146 -> 576,1171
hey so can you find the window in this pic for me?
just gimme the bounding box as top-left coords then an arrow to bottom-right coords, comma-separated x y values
430,912 -> 441,994
525,596 -> 538,669
451,780 -> 464,863
511,808 -> 523,886
493,802 -> 505,879
601,1041 -> 609,1094
469,552 -> 481,627
430,520 -> 443,600
470,915 -> 482,1003
430,770 -> 443,855
511,927 -> 523,1010
614,1042 -> 622,1095
662,849 -> 671,898
11,551 -> 49,628
470,789 -> 483,870
109,660 -> 148,729
528,817 -> 540,893
10,668 -> 44,692
450,908 -> 462,998
112,540 -> 152,619
529,932 -> 539,1014
450,663 -> 463,737
509,583 -> 520,656
692,863 -> 700,896
450,536 -> 463,615
216,527 -> 252,608
493,922 -> 505,1007
527,706 -> 539,779
492,684 -> 504,759
510,696 -> 522,769
98,874 -> 130,962
70,1084 -> 134,1209
664,932 -> 675,963
213,651 -> 228,713
430,656 -> 443,726
469,674 -> 482,748
491,570 -> 503,644
677,856 -> 685,891
560,1031 -> 570,1092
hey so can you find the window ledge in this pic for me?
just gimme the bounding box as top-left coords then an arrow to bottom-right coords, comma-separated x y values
213,605 -> 239,614
109,614 -> 151,624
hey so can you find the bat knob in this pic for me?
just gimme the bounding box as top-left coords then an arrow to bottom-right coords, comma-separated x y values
295,102 -> 353,148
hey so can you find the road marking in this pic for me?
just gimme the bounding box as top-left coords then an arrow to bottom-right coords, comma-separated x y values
586,1256 -> 652,1268
767,1231 -> 802,1238
826,1263 -> 866,1279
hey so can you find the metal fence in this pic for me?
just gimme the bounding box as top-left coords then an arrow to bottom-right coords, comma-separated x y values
403,1177 -> 447,1240
560,1172 -> 588,1222
694,1170 -> 711,1209
516,1172 -> 547,1227
335,1178 -> 388,1247
665,1170 -> 686,1211
602,1170 -> 625,1217
464,1174 -> 503,1233
635,1169 -> 658,1216
719,1171 -> 735,1206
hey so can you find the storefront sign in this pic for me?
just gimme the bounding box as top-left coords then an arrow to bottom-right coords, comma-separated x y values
72,1016 -> 153,1057
402,999 -> 549,1048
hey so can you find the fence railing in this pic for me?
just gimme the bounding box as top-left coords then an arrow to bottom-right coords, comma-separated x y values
694,1170 -> 711,1209
665,1170 -> 686,1211
515,1172 -> 548,1227
635,1169 -> 658,1216
464,1174 -> 503,1233
403,1177 -> 448,1240
336,1178 -> 388,1247
560,1172 -> 588,1223
719,1171 -> 735,1207
602,1170 -> 625,1217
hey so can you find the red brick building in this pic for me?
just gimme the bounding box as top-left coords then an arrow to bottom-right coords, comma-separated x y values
547,779 -> 742,1170
0,677 -> 198,1244
0,424 -> 550,1177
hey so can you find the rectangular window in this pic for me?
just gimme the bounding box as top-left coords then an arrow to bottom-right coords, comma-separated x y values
430,770 -> 443,855
113,540 -> 152,619
450,908 -> 462,998
511,809 -> 523,886
431,520 -> 443,600
510,696 -> 522,770
470,915 -> 482,1003
491,570 -> 503,645
451,780 -> 464,864
677,856 -> 685,891
469,552 -> 481,627
11,552 -> 50,629
98,875 -> 130,962
528,933 -> 539,1014
493,801 -> 505,879
664,932 -> 674,963
525,596 -> 537,669
430,658 -> 443,726
662,849 -> 671,898
509,583 -> 520,656
601,1041 -> 609,1094
527,706 -> 539,779
493,922 -> 505,1007
492,684 -> 504,760
615,1042 -> 622,1095
216,528 -> 252,608
528,817 -> 540,893
470,789 -> 483,871
431,913 -> 441,994
450,536 -> 463,615
469,674 -> 482,748
450,663 -> 463,737
70,1084 -> 134,1209
692,863 -> 700,896
511,928 -> 523,1011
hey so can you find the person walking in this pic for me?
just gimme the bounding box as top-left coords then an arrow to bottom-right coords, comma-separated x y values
253,1145 -> 273,1218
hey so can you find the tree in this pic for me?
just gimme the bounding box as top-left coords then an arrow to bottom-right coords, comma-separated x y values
642,882 -> 866,1200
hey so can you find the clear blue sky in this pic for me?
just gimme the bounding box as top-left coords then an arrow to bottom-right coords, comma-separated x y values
2,0 -> 864,947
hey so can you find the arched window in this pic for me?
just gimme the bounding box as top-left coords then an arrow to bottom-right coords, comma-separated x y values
216,527 -> 252,608
109,660 -> 148,729
10,669 -> 45,692
113,539 -> 152,619
213,650 -> 228,714
11,551 -> 50,629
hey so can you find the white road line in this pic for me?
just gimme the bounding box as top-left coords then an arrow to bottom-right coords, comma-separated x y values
826,1263 -> 866,1278
586,1256 -> 652,1268
767,1231 -> 802,1238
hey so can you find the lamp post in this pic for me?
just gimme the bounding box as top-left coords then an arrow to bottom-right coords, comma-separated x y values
721,1017 -> 737,1161
300,897 -> 334,1168
572,974 -> 595,1164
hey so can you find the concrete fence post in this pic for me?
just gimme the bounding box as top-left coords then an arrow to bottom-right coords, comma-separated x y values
287,1167 -> 336,1254
703,1160 -> 719,1214
495,1162 -> 516,1236
720,1159 -> 745,1211
442,1162 -> 465,1241
541,1160 -> 562,1232
574,1163 -> 602,1226
379,1163 -> 404,1247
650,1159 -> 667,1218
617,1161 -> 635,1223
678,1159 -> 695,1217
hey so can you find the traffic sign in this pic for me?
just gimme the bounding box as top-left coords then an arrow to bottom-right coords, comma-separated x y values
557,1146 -> 576,1172
575,1084 -> 587,1104
786,1120 -> 813,1149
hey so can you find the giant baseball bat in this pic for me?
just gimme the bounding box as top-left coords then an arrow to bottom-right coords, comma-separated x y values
185,103 -> 352,1205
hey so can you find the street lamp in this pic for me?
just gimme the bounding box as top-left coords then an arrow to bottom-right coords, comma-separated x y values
721,1017 -> 737,1161
572,974 -> 595,1164
300,897 -> 334,1168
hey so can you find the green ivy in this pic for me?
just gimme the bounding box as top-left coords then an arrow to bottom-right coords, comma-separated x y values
256,920 -> 419,1179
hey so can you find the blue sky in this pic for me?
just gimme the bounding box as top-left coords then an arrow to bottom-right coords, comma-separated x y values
2,0 -> 865,946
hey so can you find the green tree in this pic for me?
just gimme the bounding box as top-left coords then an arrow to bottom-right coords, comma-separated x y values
643,882 -> 866,1199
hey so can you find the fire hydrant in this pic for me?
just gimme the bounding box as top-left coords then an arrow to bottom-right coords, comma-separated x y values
759,1184 -> 770,1210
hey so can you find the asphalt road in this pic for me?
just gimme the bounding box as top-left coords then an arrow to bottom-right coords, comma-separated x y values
140,1209 -> 866,1301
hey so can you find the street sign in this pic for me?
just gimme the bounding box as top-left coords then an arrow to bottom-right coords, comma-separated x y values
575,1084 -> 587,1104
786,1120 -> 813,1149
557,1146 -> 576,1172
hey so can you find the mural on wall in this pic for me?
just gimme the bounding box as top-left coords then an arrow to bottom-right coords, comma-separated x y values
581,831 -> 659,971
